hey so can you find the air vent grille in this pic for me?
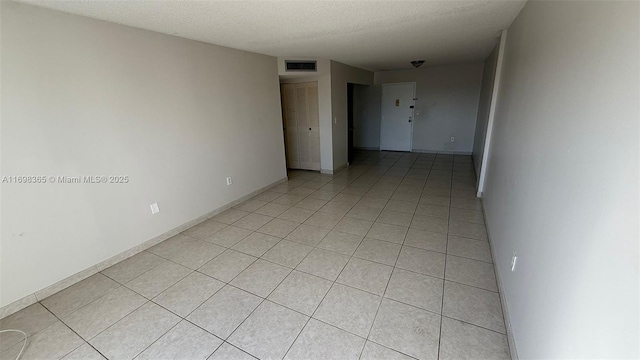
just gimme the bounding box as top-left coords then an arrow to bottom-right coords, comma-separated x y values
285,60 -> 317,72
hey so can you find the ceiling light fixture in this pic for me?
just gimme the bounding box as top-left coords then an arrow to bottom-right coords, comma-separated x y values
411,60 -> 425,68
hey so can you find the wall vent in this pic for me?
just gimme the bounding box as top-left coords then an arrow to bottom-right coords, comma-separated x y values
285,60 -> 317,72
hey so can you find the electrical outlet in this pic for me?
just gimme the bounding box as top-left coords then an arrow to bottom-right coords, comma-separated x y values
510,253 -> 517,272
150,203 -> 160,215
450,137 -> 455,142
226,177 -> 233,186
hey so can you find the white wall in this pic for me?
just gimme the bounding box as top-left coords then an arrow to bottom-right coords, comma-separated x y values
483,1 -> 639,358
472,44 -> 499,176
277,58 -> 333,172
330,61 -> 374,169
1,2 -> 286,307
366,63 -> 483,154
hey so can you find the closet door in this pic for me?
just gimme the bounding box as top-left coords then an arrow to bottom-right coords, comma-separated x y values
281,84 -> 300,169
280,81 -> 320,171
295,83 -> 310,169
305,83 -> 321,170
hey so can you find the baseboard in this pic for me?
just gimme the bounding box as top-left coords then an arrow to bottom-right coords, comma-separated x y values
411,149 -> 473,155
0,176 -> 288,319
482,201 -> 519,360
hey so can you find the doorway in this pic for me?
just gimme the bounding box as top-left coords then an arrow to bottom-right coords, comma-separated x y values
380,82 -> 415,151
280,81 -> 321,171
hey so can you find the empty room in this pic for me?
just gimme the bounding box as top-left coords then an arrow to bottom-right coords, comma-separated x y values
1,1 -> 638,359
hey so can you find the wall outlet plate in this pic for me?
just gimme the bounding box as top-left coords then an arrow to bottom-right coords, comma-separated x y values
450,137 -> 455,142
150,203 -> 160,215
226,177 -> 233,186
510,253 -> 517,272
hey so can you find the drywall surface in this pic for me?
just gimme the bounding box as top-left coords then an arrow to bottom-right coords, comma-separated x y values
472,44 -> 499,176
330,61 -> 374,169
483,1 -> 639,358
353,84 -> 381,149
278,58 -> 333,172
1,2 -> 286,307
364,63 -> 483,153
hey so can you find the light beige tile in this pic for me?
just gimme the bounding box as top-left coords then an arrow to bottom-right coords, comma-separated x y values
0,303 -> 58,350
396,246 -> 446,278
356,196 -> 389,209
233,213 -> 274,231
421,187 -> 451,198
253,203 -> 291,217
198,249 -> 256,283
447,236 -> 492,262
318,202 -> 354,217
346,205 -> 383,221
208,343 -> 255,360
213,209 -> 250,224
62,343 -> 106,360
152,272 -> 224,317
89,302 -> 180,360
268,271 -> 332,316
294,197 -> 328,211
257,218 -> 299,238
337,258 -> 393,295
147,234 -> 196,259
231,232 -> 280,257
334,217 -> 374,236
313,284 -> 381,337
443,281 -> 505,334
233,199 -> 269,212
204,225 -> 252,248
303,212 -> 343,229
317,230 -> 364,256
353,239 -> 401,266
360,341 -> 414,360
62,286 -> 146,340
285,224 -> 330,246
183,219 -> 227,240
272,194 -> 304,206
187,285 -> 262,339
385,268 -> 443,313
277,207 -> 315,223
419,195 -> 450,207
227,301 -> 308,360
384,200 -> 417,214
135,320 -> 222,360
369,299 -> 440,360
284,319 -> 365,360
415,203 -> 450,219
125,260 -> 191,298
261,240 -> 313,268
411,214 -> 449,233
157,240 -> 226,270
40,274 -> 119,318
450,208 -> 485,224
376,210 -> 413,227
101,251 -> 165,284
439,317 -> 510,360
450,198 -> 482,211
366,223 -> 408,244
230,260 -> 291,297
445,255 -> 497,291
449,221 -> 488,241
404,228 -> 447,253
252,191 -> 282,202
295,248 -> 349,281
10,321 -> 83,360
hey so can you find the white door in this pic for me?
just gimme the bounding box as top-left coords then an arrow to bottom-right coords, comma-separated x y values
381,83 -> 415,151
280,82 -> 321,171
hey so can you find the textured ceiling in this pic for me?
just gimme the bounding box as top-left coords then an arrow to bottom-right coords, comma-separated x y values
20,0 -> 526,71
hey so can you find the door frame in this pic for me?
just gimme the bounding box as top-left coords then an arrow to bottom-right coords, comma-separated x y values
380,82 -> 416,152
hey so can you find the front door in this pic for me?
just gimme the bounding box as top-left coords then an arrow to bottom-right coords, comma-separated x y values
380,83 -> 415,151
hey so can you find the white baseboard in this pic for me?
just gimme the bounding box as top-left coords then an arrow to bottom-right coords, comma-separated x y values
0,176 -> 288,319
482,201 -> 519,360
412,149 -> 473,155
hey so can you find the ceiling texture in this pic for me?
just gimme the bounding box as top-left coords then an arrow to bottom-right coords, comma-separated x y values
21,0 -> 527,71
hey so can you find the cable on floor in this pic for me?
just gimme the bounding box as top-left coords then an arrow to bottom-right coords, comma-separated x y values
0,329 -> 28,360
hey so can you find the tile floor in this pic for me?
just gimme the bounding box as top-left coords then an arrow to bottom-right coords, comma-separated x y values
0,151 -> 510,360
